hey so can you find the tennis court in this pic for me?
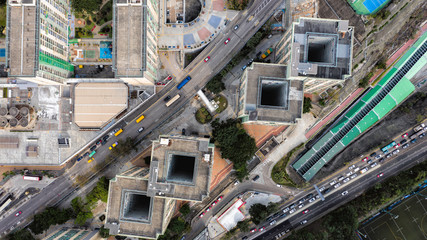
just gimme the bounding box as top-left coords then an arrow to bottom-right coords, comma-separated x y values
0,48 -> 5,57
348,0 -> 390,15
358,187 -> 427,240
84,50 -> 96,59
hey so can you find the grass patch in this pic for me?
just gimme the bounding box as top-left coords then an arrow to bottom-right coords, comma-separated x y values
214,95 -> 228,113
75,27 -> 93,38
271,143 -> 304,187
0,4 -> 6,38
195,107 -> 212,124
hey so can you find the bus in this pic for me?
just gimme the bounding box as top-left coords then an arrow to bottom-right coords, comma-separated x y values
177,76 -> 191,90
23,176 -> 41,181
0,197 -> 12,212
114,129 -> 123,136
166,94 -> 180,107
136,114 -> 145,123
88,150 -> 96,158
381,141 -> 396,153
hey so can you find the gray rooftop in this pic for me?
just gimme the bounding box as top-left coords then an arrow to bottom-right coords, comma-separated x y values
7,5 -> 37,77
290,18 -> 353,80
240,63 -> 304,124
147,136 -> 213,202
113,1 -> 146,77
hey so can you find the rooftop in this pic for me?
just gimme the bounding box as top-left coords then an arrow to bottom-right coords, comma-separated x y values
290,18 -> 353,80
239,63 -> 304,124
114,2 -> 146,77
7,4 -> 37,77
105,175 -> 173,239
73,82 -> 128,129
148,135 -> 213,202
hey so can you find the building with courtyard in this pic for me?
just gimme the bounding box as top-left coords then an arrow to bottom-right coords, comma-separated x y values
237,63 -> 304,125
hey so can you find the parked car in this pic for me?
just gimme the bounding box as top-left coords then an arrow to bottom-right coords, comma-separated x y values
15,211 -> 22,217
252,175 -> 260,181
138,127 -> 144,133
90,145 -> 97,151
164,95 -> 171,102
342,191 -> 348,196
300,219 -> 308,225
234,25 -> 239,30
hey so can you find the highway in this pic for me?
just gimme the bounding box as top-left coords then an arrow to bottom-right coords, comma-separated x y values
0,0 -> 284,236
249,138 -> 427,240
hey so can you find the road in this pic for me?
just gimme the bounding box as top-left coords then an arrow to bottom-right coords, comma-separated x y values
0,0 -> 283,236
250,138 -> 427,240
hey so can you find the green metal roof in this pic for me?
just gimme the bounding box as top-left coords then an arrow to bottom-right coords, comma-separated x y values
377,67 -> 398,87
344,101 -> 365,120
331,117 -> 349,134
404,55 -> 427,79
293,148 -> 316,170
357,111 -> 379,132
388,78 -> 415,103
341,127 -> 361,146
361,85 -> 382,103
373,94 -> 396,119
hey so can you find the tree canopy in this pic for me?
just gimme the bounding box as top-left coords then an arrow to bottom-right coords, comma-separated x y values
211,118 -> 257,180
248,203 -> 278,224
303,97 -> 312,113
28,207 -> 75,234
70,0 -> 102,14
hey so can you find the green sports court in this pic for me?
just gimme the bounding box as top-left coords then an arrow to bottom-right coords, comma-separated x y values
348,0 -> 391,15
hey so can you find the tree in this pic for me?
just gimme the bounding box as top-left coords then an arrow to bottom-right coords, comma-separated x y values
249,203 -> 269,224
99,226 -> 110,238
376,57 -> 387,69
206,75 -> 225,94
303,97 -> 313,113
29,207 -> 75,234
70,0 -> 102,14
236,219 -> 251,232
179,204 -> 190,217
211,119 -> 257,180
6,229 -> 35,240
75,211 -> 93,225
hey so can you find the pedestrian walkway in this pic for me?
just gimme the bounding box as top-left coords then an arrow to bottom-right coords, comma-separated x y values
158,0 -> 238,52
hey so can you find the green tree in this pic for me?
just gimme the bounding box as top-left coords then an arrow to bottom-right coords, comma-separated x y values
376,57 -> 387,69
206,75 -> 225,94
211,119 -> 257,180
70,0 -> 102,14
75,211 -> 93,225
179,204 -> 190,217
99,226 -> 110,238
303,97 -> 313,113
6,229 -> 35,240
236,219 -> 251,232
249,203 -> 269,224
29,207 -> 75,234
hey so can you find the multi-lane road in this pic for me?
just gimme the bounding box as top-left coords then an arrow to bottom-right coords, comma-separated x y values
0,0 -> 283,236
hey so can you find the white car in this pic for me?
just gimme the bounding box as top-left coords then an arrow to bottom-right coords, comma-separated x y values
334,183 -> 341,188
342,191 -> 348,196
298,204 -> 304,209
289,209 -> 296,214
350,174 -> 357,179
283,207 -> 290,213
308,197 -> 316,203
348,164 -> 356,170
330,180 -> 337,186
370,162 -> 378,168
300,219 -> 308,225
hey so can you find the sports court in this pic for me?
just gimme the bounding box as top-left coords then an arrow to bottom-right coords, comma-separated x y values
348,0 -> 391,15
358,187 -> 427,240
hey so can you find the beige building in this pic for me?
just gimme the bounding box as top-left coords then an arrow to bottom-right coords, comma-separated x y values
275,18 -> 354,93
105,135 -> 214,239
73,82 -> 128,129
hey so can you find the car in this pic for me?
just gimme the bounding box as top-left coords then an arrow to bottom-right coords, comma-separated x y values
96,139 -> 102,145
15,211 -> 21,217
392,149 -> 400,155
83,152 -> 90,157
102,135 -> 109,141
302,209 -> 309,214
77,156 -> 83,162
305,193 -> 313,199
298,204 -> 304,209
334,183 -> 341,188
224,38 -> 230,44
375,154 -> 382,159
360,167 -> 369,174
242,65 -> 247,71
342,191 -> 348,196
318,186 -> 325,192
346,171 -> 352,177
348,164 -> 356,170
164,95 -> 171,102
300,219 -> 308,225
420,133 -> 426,138
411,138 -> 417,143
367,159 -> 373,164
343,177 -> 350,183
378,158 -> 385,163
289,204 -> 296,209
167,75 -> 173,80
259,226 -> 266,232
234,25 -> 239,30
252,175 -> 260,181
250,228 -> 257,233
242,237 -> 248,240
400,139 -> 407,145
354,167 -> 360,172
109,142 -> 118,150
370,162 -> 378,168
283,207 -> 290,213
330,180 -> 337,186
394,143 -> 401,149
350,174 -> 357,179
386,154 -> 392,158
234,181 -> 240,185
204,56 -> 210,62
402,133 -> 408,138
370,152 -> 377,157
211,200 -> 217,206
270,220 -> 277,225
315,194 -> 320,199
217,196 -> 223,201
276,184 -> 282,188
298,198 -> 305,204
289,208 -> 296,214
138,127 -> 144,133
88,157 -> 94,163
322,188 -> 331,194
90,145 -> 97,151
362,157 -> 369,162
377,172 -> 384,178
308,197 -> 316,203
402,143 -> 409,149
205,207 -> 211,212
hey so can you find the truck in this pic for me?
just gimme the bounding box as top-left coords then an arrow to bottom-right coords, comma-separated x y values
261,48 -> 273,59
413,123 -> 425,132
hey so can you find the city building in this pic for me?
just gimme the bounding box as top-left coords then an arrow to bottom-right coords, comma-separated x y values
275,18 -> 354,93
113,0 -> 160,85
237,63 -> 304,125
105,135 -> 214,239
6,0 -> 74,85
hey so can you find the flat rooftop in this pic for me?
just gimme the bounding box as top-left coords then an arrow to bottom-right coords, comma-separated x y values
148,136 -> 213,202
241,63 -> 303,124
7,5 -> 37,76
73,82 -> 128,129
114,3 -> 145,77
290,18 -> 353,80
105,176 -> 169,239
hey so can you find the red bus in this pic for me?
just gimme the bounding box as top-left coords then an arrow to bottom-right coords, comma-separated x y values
23,176 -> 41,181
